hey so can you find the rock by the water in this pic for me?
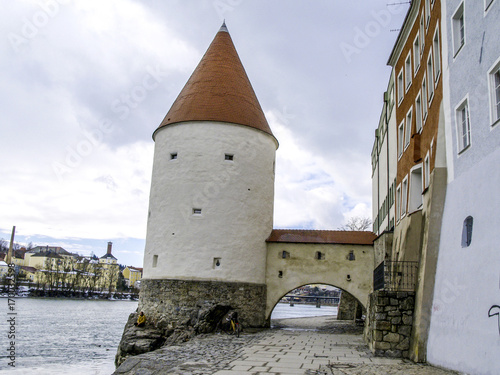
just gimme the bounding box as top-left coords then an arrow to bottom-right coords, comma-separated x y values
115,312 -> 165,367
115,304 -> 239,367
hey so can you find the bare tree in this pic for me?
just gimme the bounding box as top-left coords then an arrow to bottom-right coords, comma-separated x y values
0,239 -> 7,252
105,265 -> 119,297
42,259 -> 57,292
338,216 -> 372,231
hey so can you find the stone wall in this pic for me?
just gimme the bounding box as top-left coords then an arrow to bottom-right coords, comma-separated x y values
365,290 -> 415,358
337,290 -> 363,320
138,278 -> 268,329
116,278 -> 268,366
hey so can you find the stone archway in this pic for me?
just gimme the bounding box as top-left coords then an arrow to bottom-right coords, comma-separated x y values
265,241 -> 373,319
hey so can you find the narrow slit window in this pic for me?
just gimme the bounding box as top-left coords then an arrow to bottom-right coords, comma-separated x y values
193,208 -> 202,215
224,153 -> 234,161
152,255 -> 158,268
461,216 -> 473,247
315,251 -> 325,260
170,153 -> 178,160
213,258 -> 221,268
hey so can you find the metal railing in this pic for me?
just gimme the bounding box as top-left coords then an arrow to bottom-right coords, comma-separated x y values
373,261 -> 419,291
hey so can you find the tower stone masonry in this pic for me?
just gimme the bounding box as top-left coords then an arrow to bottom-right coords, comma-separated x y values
139,22 -> 278,330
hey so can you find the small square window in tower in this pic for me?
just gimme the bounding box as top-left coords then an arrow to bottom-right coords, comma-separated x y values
315,251 -> 325,260
348,250 -> 355,261
224,154 -> 234,161
170,153 -> 177,160
281,250 -> 290,259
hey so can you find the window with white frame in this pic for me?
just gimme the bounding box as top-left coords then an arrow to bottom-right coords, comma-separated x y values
413,33 -> 421,73
433,26 -> 441,82
420,16 -> 425,52
409,165 -> 423,213
425,0 -> 431,27
452,3 -> 465,56
422,74 -> 428,121
397,70 -> 404,104
398,121 -> 405,158
405,108 -> 412,149
427,53 -> 435,102
396,185 -> 401,221
488,59 -> 500,125
424,153 -> 430,189
456,98 -> 471,152
405,52 -> 412,90
416,93 -> 423,132
401,177 -> 408,218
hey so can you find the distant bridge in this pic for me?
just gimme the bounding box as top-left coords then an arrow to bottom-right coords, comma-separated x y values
283,294 -> 340,307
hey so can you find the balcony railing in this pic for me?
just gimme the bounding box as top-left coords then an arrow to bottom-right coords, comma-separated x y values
373,260 -> 419,292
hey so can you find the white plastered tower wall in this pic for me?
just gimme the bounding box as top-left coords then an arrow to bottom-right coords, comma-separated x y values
143,120 -> 277,284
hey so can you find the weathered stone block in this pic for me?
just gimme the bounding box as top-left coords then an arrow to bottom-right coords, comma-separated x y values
396,292 -> 408,298
373,329 -> 383,341
398,325 -> 412,336
384,305 -> 397,311
374,341 -> 391,350
391,316 -> 401,325
390,298 -> 399,306
377,297 -> 389,305
387,310 -> 402,317
375,312 -> 387,320
402,314 -> 413,325
374,321 -> 391,331
395,337 -> 410,350
384,332 -> 400,343
401,297 -> 414,310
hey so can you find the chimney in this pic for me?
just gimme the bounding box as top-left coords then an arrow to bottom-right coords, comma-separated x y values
107,242 -> 112,255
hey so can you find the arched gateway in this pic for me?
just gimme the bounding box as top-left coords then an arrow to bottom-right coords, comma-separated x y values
265,229 -> 375,319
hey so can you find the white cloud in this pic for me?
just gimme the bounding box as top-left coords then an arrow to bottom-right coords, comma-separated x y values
0,141 -> 153,240
269,110 -> 372,230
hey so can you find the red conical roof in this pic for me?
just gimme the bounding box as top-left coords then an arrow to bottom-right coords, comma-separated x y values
156,23 -> 274,137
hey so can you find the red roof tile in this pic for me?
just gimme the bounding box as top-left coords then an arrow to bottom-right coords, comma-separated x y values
156,23 -> 274,139
266,229 -> 376,245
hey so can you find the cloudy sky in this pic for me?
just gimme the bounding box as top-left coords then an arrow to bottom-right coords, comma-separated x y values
0,0 -> 408,267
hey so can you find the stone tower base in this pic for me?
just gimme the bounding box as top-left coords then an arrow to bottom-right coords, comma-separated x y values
138,279 -> 269,329
116,279 -> 268,366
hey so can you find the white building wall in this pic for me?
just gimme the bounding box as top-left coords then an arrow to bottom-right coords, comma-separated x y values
427,1 -> 500,373
143,121 -> 277,285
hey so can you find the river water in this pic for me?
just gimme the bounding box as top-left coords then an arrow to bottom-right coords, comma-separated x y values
0,298 -> 138,375
0,299 -> 336,374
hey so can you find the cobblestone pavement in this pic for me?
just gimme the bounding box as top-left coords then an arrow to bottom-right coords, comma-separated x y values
114,317 -> 461,375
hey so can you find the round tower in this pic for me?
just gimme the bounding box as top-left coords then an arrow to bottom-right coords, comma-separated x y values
139,23 -> 278,328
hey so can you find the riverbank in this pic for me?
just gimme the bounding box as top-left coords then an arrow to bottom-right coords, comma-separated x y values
114,316 -> 461,375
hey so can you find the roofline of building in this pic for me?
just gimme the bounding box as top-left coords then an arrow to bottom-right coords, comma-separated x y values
387,0 -> 421,67
266,229 -> 376,245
